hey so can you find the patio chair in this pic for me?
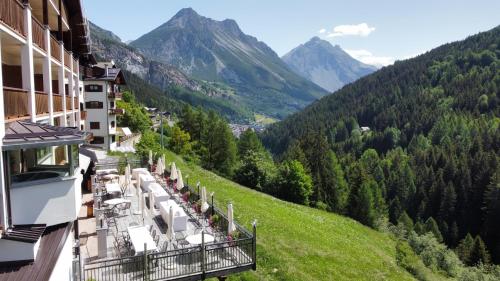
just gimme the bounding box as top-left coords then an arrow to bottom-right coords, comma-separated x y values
117,201 -> 132,216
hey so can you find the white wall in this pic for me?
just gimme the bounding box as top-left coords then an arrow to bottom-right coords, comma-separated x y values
10,178 -> 78,226
84,80 -> 117,149
48,230 -> 75,281
0,238 -> 39,262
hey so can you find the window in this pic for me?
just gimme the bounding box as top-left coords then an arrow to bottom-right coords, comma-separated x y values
85,101 -> 103,109
85,84 -> 103,92
91,136 -> 105,144
110,101 -> 115,108
110,121 -> 115,128
90,122 -> 100,129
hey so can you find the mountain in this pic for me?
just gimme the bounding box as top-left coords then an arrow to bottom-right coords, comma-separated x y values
130,8 -> 328,119
262,26 -> 500,262
89,21 -> 253,121
282,37 -> 377,92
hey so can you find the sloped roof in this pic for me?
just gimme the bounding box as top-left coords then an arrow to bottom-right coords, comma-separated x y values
3,121 -> 90,150
84,66 -> 126,84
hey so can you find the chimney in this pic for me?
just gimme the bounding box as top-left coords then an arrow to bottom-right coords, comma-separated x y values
104,64 -> 109,77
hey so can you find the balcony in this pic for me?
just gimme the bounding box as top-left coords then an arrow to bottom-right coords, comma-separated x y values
53,94 -> 64,112
80,110 -> 87,120
0,0 -> 26,37
109,108 -> 124,115
31,16 -> 45,51
64,50 -> 71,68
35,91 -> 49,115
50,34 -> 59,61
108,92 -> 123,99
4,87 -> 29,119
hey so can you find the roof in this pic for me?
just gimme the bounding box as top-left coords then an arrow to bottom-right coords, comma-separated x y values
84,66 -> 126,84
121,127 -> 132,136
3,121 -> 90,151
2,225 -> 46,243
0,223 -> 72,281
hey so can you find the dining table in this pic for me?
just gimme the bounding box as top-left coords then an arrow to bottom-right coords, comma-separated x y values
185,233 -> 215,245
127,225 -> 157,255
103,198 -> 131,207
105,183 -> 122,195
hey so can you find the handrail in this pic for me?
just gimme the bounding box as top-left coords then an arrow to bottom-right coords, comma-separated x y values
35,91 -> 49,115
31,16 -> 45,50
53,94 -> 63,112
0,0 -> 26,37
64,50 -> 71,68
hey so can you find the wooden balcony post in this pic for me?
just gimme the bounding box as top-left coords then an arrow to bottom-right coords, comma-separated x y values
21,2 -> 36,122
0,39 -> 5,142
68,54 -> 75,127
58,42 -> 66,126
43,26 -> 53,124
42,0 -> 48,25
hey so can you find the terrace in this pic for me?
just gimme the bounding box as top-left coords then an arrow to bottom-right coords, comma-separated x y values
78,160 -> 256,281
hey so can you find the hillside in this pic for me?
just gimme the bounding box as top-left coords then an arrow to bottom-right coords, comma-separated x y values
262,26 -> 500,262
282,37 -> 377,92
89,22 -> 253,121
162,150 -> 416,281
130,8 -> 328,119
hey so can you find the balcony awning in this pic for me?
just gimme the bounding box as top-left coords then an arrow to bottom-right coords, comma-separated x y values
2,121 -> 91,151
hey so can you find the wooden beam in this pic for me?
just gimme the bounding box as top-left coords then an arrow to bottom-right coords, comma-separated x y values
43,0 -> 48,25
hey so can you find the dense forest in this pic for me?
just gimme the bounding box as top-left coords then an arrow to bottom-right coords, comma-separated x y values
261,26 -> 500,264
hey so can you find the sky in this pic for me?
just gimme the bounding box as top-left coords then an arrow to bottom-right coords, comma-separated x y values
83,0 -> 500,67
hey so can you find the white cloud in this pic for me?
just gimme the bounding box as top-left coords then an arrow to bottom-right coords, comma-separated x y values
345,49 -> 394,68
326,23 -> 375,38
318,28 -> 327,34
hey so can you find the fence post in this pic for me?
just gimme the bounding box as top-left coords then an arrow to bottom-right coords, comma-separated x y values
201,231 -> 206,280
144,243 -> 148,281
252,221 -> 257,270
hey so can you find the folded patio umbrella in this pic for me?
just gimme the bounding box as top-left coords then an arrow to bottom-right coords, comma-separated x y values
148,150 -> 153,167
133,175 -> 142,215
167,206 -> 175,243
176,169 -> 184,191
170,162 -> 178,180
162,155 -> 166,173
228,203 -> 236,235
156,157 -> 163,176
201,186 -> 209,213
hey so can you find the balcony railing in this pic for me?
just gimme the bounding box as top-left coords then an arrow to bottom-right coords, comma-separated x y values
50,35 -> 60,61
74,97 -> 78,109
108,92 -> 123,99
4,87 -> 29,119
73,58 -> 78,70
80,111 -> 87,120
31,16 -> 45,51
53,94 -> 63,112
35,91 -> 49,115
65,96 -> 71,109
64,50 -> 71,68
0,0 -> 26,37
109,108 -> 124,115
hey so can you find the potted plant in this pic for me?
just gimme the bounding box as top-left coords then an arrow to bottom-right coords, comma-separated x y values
209,214 -> 220,228
194,200 -> 202,214
182,191 -> 190,203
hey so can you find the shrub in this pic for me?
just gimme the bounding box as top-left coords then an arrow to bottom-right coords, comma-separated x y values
395,240 -> 430,281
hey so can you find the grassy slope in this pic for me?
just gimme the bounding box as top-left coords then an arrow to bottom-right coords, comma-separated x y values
163,151 -> 415,281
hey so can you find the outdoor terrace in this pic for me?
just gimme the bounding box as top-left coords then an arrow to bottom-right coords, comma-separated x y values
78,162 -> 256,281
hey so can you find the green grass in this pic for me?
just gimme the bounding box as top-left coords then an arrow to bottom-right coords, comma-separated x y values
164,151 -> 416,281
254,113 -> 279,126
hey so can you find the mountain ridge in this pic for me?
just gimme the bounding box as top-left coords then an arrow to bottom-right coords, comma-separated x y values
130,8 -> 328,118
282,37 -> 377,92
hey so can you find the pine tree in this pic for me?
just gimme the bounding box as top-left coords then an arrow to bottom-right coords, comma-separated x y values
469,236 -> 491,265
456,233 -> 474,265
276,160 -> 313,205
424,217 -> 443,242
397,212 -> 414,232
238,129 -> 264,157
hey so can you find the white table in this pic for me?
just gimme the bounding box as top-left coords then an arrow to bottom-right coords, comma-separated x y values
105,183 -> 122,194
132,168 -> 150,180
139,174 -> 156,190
104,198 -> 131,206
96,169 -> 118,175
147,183 -> 169,208
127,226 -> 157,254
159,200 -> 188,232
186,233 -> 215,245
102,174 -> 119,182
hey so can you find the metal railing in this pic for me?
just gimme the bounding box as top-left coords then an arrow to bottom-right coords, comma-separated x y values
108,92 -> 123,99
66,96 -> 71,110
4,87 -> 29,119
0,0 -> 26,37
31,16 -> 45,50
82,164 -> 256,280
35,91 -> 49,115
74,97 -> 79,109
109,108 -> 125,115
80,111 -> 87,120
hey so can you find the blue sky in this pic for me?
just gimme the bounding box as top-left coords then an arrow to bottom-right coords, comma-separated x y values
83,0 -> 499,67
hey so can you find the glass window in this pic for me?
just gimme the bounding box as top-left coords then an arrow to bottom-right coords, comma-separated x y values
85,101 -> 103,109
85,84 -> 103,92
90,122 -> 100,129
8,145 -> 72,184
